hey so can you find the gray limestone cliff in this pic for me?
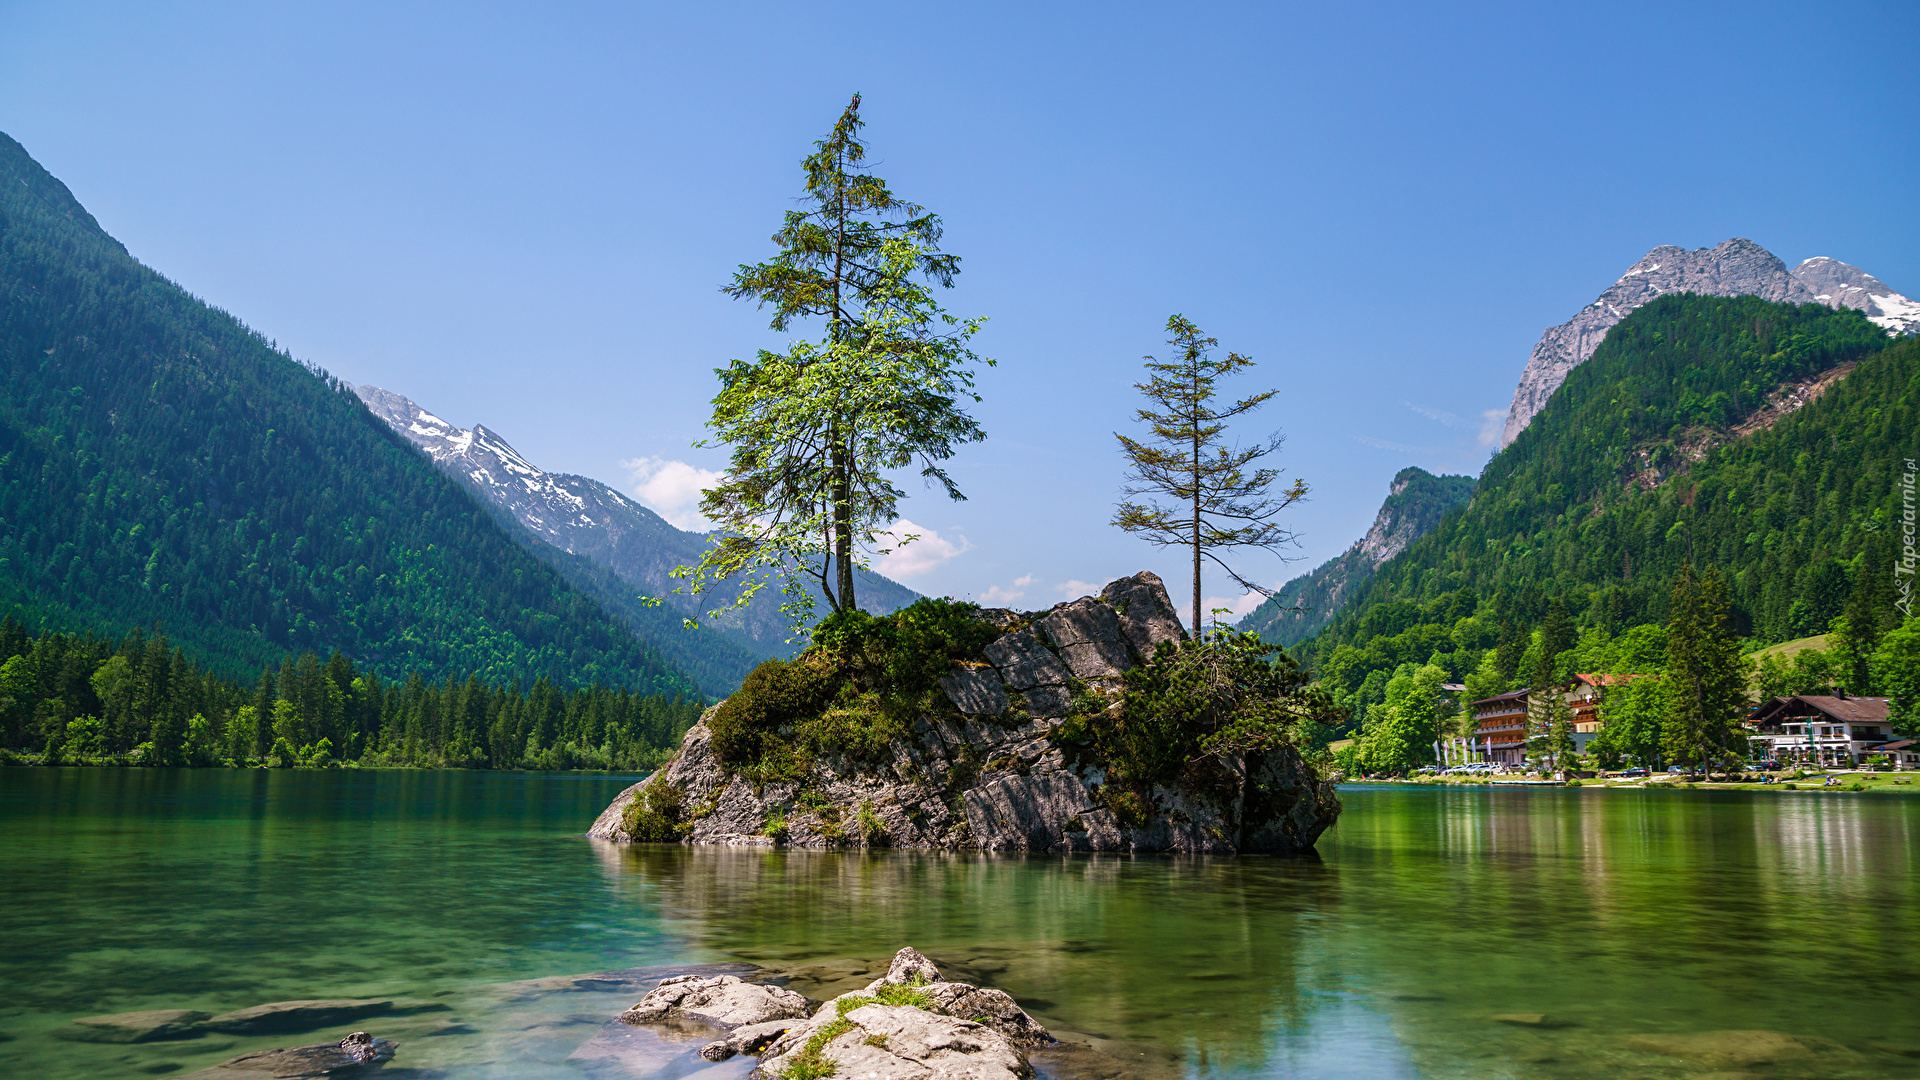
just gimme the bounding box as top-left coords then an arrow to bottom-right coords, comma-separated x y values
587,571 -> 1339,855
1498,240 -> 1917,449
1237,467 -> 1474,647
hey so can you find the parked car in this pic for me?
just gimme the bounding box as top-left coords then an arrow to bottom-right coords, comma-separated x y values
1621,767 -> 1649,778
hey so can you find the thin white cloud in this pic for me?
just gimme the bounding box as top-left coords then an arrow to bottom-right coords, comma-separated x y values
1056,579 -> 1099,599
873,519 -> 969,578
1403,400 -> 1460,426
621,456 -> 722,531
1476,409 -> 1506,448
980,574 -> 1035,606
1355,435 -> 1441,454
1205,591 -> 1268,622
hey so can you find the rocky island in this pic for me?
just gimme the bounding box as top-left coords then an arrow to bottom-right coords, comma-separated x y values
589,572 -> 1339,854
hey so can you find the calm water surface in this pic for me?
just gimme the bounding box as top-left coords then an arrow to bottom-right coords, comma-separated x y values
2,768 -> 1917,1079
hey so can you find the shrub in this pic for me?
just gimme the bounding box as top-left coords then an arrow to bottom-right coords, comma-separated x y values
620,778 -> 688,842
709,599 -> 997,783
1064,631 -> 1338,790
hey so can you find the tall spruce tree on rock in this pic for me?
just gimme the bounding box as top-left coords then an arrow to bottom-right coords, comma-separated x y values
1113,316 -> 1308,635
682,95 -> 989,630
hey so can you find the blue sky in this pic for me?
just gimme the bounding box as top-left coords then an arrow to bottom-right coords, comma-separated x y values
3,2 -> 1914,617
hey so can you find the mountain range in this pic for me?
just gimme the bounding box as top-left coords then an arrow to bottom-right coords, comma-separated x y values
351,385 -> 919,664
1499,239 -> 1918,449
0,131 -> 696,694
1243,239 -> 1917,653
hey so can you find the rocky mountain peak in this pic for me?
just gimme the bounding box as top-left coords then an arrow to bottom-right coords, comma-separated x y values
1792,256 -> 1920,336
1497,238 -> 1816,450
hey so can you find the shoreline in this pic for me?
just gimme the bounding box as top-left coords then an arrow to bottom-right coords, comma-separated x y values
1345,771 -> 1920,794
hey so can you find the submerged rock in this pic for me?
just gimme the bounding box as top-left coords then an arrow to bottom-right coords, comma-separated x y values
1626,1030 -> 1855,1068
181,1031 -> 397,1077
61,1008 -> 211,1043
588,571 -> 1340,855
203,999 -> 426,1035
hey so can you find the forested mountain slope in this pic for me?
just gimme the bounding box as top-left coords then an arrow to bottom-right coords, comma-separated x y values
1239,467 -> 1474,646
0,131 -> 695,695
1298,294 -> 1906,716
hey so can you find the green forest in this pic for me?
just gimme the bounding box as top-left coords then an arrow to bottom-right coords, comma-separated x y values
1293,293 -> 1916,744
0,132 -> 698,697
0,614 -> 700,770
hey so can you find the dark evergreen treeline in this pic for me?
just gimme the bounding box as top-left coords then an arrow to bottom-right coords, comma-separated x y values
1294,294 -> 1912,721
0,614 -> 701,770
0,131 -> 696,695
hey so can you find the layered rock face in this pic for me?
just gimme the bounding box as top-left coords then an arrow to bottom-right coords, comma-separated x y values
1497,241 -> 1918,449
588,571 -> 1339,855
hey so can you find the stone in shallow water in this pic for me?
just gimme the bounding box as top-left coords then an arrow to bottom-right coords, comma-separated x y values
61,1009 -> 212,1043
1626,1030 -> 1854,1068
203,1000 -> 406,1035
760,1004 -> 1030,1080
1491,1013 -> 1565,1027
618,974 -> 809,1029
180,1031 -> 397,1078
568,1017 -> 757,1079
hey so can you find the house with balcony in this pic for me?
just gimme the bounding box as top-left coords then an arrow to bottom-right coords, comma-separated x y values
1749,694 -> 1915,767
1469,687 -> 1531,765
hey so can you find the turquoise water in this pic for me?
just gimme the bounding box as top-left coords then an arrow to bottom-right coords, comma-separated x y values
2,768 -> 1917,1078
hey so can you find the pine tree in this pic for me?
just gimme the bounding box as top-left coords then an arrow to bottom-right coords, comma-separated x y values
689,98 -> 988,629
703,94 -> 968,618
1113,316 -> 1308,635
1662,565 -> 1747,773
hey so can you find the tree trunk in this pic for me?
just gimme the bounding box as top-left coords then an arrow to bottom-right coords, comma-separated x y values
1191,378 -> 1202,637
830,426 -> 855,614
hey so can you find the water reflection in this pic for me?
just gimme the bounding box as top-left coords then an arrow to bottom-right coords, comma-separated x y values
4,771 -> 1917,1079
590,786 -> 1920,1078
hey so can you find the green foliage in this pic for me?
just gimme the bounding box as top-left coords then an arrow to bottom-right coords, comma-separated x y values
1295,295 -> 1910,710
814,598 -> 999,696
1114,315 -> 1307,636
0,612 -> 700,769
689,96 -> 987,628
1590,677 -> 1663,769
1870,618 -> 1920,737
620,778 -> 688,842
1662,566 -> 1748,771
1064,631 -> 1335,792
708,599 -> 992,783
0,132 -> 695,695
1357,664 -> 1444,775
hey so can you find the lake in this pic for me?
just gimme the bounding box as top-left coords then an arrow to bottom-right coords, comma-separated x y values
2,768 -> 1916,1078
